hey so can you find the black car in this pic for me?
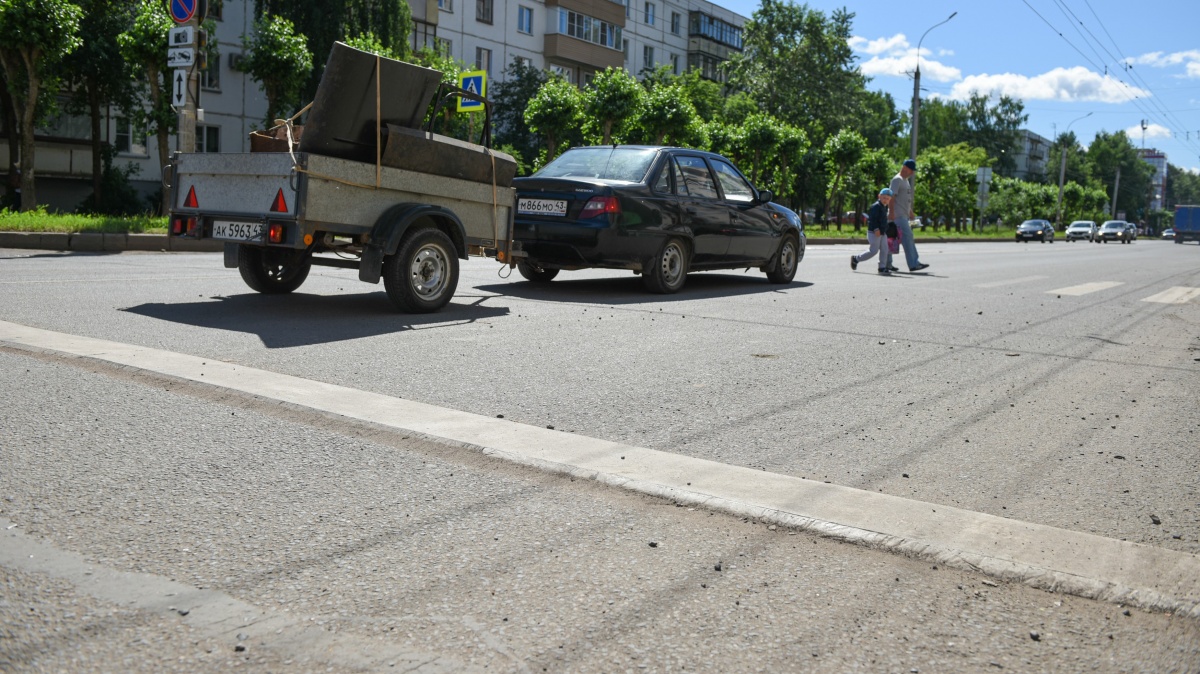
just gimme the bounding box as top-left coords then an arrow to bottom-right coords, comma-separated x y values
1096,220 -> 1130,243
511,146 -> 803,293
1016,219 -> 1054,242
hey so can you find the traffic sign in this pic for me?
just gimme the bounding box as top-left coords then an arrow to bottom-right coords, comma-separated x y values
171,69 -> 188,107
167,47 -> 195,68
170,26 -> 195,47
170,0 -> 198,24
456,71 -> 487,113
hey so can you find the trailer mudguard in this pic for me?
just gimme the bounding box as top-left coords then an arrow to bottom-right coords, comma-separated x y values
359,203 -> 468,284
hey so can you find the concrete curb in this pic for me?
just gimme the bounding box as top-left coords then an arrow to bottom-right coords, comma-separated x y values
0,231 -> 222,253
2,319 -> 1198,620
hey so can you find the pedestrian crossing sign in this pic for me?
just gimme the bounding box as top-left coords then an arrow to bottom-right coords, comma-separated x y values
456,71 -> 487,113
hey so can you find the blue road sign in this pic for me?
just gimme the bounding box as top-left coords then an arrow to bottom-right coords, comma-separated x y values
457,71 -> 486,113
171,0 -> 198,24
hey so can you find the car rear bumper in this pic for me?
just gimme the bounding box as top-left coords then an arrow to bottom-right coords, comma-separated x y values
514,219 -> 662,271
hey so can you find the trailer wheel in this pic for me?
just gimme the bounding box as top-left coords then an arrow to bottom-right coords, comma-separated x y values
238,245 -> 311,294
517,260 -> 559,283
383,228 -> 458,313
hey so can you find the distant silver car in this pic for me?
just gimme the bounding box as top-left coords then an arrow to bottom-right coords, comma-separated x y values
1065,220 -> 1096,242
1096,220 -> 1130,243
1162,228 -> 1175,239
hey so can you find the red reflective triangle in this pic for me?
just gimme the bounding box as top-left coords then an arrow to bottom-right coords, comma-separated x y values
270,188 -> 288,213
183,186 -> 198,208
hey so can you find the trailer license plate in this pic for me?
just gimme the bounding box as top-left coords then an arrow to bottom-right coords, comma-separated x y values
212,221 -> 265,241
518,198 -> 567,216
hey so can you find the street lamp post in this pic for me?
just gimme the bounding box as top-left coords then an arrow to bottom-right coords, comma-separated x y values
910,11 -> 957,161
1055,112 -> 1092,226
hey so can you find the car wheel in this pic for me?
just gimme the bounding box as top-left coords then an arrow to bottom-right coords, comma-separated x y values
643,238 -> 689,294
516,260 -> 559,283
766,234 -> 800,284
382,227 -> 459,313
237,245 -> 311,294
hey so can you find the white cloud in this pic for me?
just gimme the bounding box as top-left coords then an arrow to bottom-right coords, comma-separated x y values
851,33 -> 961,83
1127,50 -> 1200,79
947,67 -> 1147,103
1124,123 -> 1171,139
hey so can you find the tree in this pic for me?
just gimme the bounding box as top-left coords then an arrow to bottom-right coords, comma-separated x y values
118,0 -> 175,214
913,146 -> 976,230
62,0 -> 137,210
854,89 -> 903,153
254,0 -> 412,99
725,0 -> 863,145
963,93 -> 1026,176
822,128 -> 866,230
911,98 -> 968,154
0,69 -> 19,208
770,124 -> 809,202
1085,131 -> 1151,219
0,0 -> 84,210
584,67 -> 643,144
1166,164 -> 1200,209
636,84 -> 700,146
739,113 -> 782,186
524,76 -> 582,163
242,14 -> 313,126
492,56 -> 547,170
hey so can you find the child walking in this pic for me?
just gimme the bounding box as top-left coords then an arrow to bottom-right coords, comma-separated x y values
850,187 -> 894,275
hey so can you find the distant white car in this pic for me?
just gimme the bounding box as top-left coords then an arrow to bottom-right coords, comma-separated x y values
1162,228 -> 1175,239
1065,220 -> 1097,242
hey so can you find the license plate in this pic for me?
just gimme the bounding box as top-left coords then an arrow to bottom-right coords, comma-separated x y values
518,198 -> 567,216
212,220 -> 265,241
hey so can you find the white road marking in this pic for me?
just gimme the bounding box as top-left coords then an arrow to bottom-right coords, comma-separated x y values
1,319 -> 1198,619
1047,281 -> 1124,296
975,275 -> 1049,288
1141,286 -> 1200,304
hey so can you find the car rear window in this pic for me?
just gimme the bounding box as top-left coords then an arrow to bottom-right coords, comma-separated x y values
535,148 -> 658,182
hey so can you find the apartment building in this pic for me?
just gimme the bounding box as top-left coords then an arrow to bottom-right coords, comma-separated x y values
410,0 -> 745,86
1,0 -> 268,212
1011,129 -> 1051,181
1138,148 -> 1166,212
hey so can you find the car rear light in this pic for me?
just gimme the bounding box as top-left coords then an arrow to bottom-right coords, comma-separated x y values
268,222 -> 285,244
579,196 -> 621,219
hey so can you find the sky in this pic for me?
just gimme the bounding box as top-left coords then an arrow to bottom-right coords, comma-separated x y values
717,0 -> 1200,173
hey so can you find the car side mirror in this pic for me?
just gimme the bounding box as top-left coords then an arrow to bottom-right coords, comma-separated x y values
757,189 -> 774,204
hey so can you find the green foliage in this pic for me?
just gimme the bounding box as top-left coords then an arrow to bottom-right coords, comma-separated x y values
242,14 -> 313,125
75,143 -> 144,215
410,47 -> 474,141
492,56 -> 548,169
1166,164 -> 1200,208
255,0 -> 412,99
964,93 -> 1026,176
636,85 -> 701,147
524,76 -> 583,161
344,32 -> 400,60
725,0 -> 863,146
0,207 -> 165,231
584,67 -> 643,144
118,0 -> 176,209
1085,130 -> 1152,218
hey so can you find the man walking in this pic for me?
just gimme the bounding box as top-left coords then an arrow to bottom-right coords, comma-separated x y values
850,187 -> 894,274
889,159 -> 929,272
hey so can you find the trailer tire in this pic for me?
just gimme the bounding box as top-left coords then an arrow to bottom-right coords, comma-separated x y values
383,227 -> 459,313
517,260 -> 559,283
238,245 -> 311,294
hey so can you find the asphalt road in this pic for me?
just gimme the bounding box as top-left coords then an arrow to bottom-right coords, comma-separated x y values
2,239 -> 1199,671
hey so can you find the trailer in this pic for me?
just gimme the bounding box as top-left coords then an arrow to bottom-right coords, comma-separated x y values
166,43 -> 518,312
1173,205 -> 1200,244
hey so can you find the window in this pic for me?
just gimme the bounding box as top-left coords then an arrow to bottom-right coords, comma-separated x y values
438,0 -> 452,12
412,20 -> 437,52
675,155 -> 718,199
652,162 -> 670,193
671,158 -> 688,196
536,147 -> 658,182
671,12 -> 681,34
670,53 -> 679,75
644,2 -> 655,26
689,12 -> 743,49
623,0 -> 631,19
200,54 -> 220,90
114,118 -> 146,156
643,45 -> 654,70
711,160 -> 754,202
513,55 -> 533,68
517,5 -> 533,33
558,9 -> 622,49
687,52 -> 725,82
196,124 -> 220,153
209,0 -> 223,20
623,39 -> 629,63
476,0 -> 492,24
475,47 -> 492,75
436,37 -> 452,57
549,64 -> 573,84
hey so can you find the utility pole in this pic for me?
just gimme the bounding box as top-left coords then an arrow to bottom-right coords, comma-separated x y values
168,0 -> 207,153
1111,166 -> 1122,219
1055,112 -> 1091,226
909,11 -> 957,162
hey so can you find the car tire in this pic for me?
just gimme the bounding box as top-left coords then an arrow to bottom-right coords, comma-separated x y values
643,238 -> 689,294
516,260 -> 559,283
766,234 -> 800,284
237,245 -> 311,294
382,227 -> 459,313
